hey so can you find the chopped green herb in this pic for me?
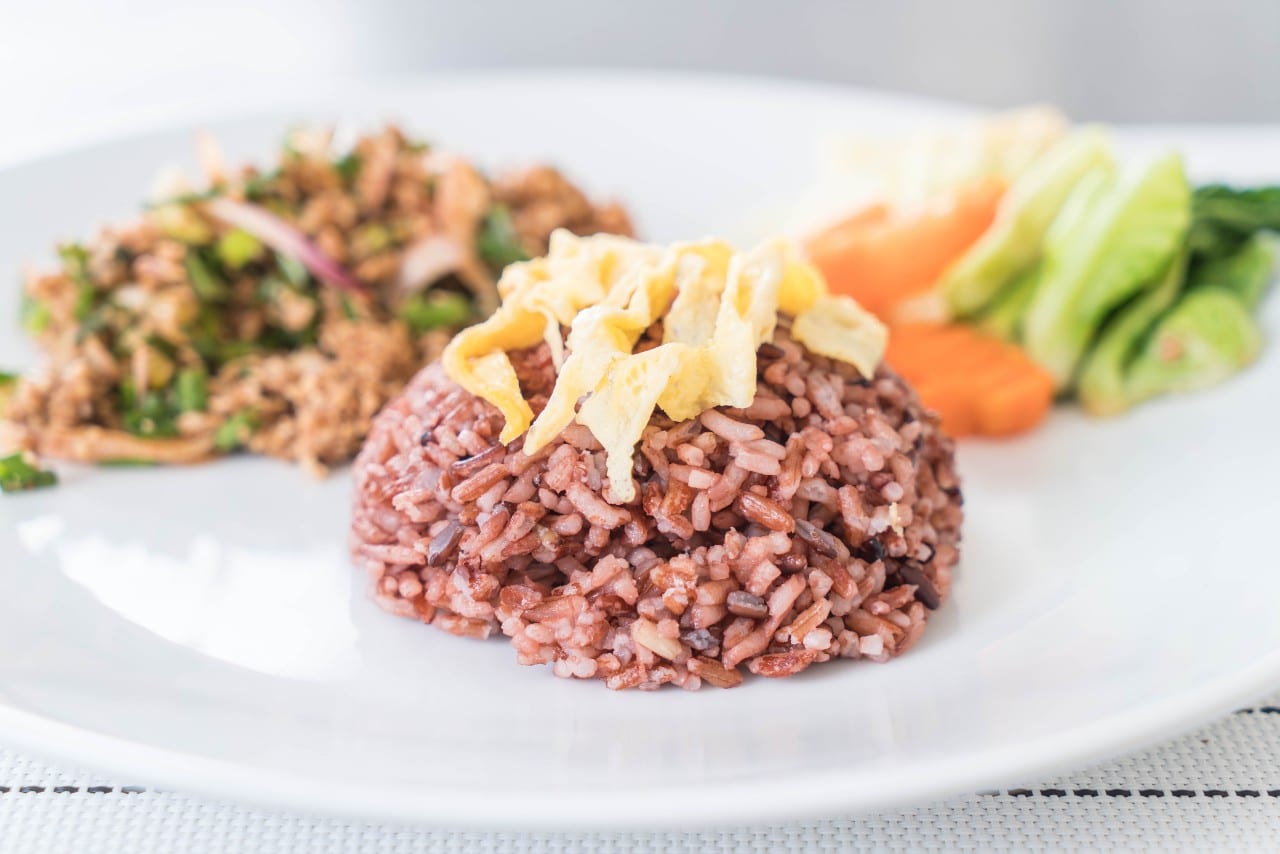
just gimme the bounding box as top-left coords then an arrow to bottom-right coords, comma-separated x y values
73,305 -> 114,345
399,290 -> 473,333
0,453 -> 57,493
143,187 -> 225,209
216,229 -> 264,271
120,378 -> 180,438
0,371 -> 16,417
175,367 -> 208,412
339,294 -> 362,321
477,205 -> 530,270
185,251 -> 229,301
243,170 -> 279,201
59,243 -> 96,321
96,458 -> 159,468
20,294 -> 51,334
214,410 -> 259,452
334,152 -> 363,182
276,252 -> 310,289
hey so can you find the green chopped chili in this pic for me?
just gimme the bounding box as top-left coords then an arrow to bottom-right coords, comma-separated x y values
399,290 -> 473,333
0,453 -> 57,493
214,410 -> 259,452
477,205 -> 530,270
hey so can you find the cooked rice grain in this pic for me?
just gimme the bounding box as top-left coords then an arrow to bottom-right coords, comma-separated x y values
350,324 -> 962,689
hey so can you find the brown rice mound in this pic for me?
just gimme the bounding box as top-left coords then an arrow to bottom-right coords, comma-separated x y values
350,322 -> 962,689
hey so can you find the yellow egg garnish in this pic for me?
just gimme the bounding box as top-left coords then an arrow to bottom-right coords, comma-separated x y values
442,231 -> 887,502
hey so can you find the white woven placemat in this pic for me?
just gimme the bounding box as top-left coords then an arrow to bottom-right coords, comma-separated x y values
2,693 -> 1279,852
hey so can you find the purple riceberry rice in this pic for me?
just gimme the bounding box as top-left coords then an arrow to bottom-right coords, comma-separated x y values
350,322 -> 962,689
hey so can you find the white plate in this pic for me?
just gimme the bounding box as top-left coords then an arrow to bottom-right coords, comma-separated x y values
2,73 -> 1280,830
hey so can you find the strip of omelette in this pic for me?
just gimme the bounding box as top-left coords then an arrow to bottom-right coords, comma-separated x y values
442,230 -> 887,502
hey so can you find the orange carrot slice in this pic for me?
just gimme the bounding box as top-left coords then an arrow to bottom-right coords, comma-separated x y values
804,177 -> 1006,319
886,322 -> 1054,438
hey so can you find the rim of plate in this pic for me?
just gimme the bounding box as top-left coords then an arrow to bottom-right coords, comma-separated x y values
2,70 -> 1279,830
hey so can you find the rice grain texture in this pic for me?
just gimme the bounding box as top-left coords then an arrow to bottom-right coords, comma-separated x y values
350,324 -> 962,689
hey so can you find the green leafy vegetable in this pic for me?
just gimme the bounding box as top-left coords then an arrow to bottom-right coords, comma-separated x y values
940,128 -> 1116,317
477,205 -> 530,271
216,229 -> 264,271
185,250 -> 229,301
1188,184 -> 1280,260
0,453 -> 57,493
1186,232 -> 1275,311
215,410 -> 259,452
175,367 -> 208,412
398,290 -> 473,333
976,263 -> 1040,342
1022,151 -> 1191,388
1077,250 -> 1186,415
20,294 -> 51,334
1125,287 -> 1262,401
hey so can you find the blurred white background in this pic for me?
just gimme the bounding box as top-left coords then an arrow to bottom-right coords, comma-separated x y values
1,0 -> 1278,165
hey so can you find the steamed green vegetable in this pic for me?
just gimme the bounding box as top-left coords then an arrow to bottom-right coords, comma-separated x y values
1186,232 -> 1275,310
1125,287 -> 1262,402
976,263 -> 1039,341
1189,184 -> 1280,260
1077,251 -> 1186,415
940,127 -> 1115,317
1022,152 -> 1191,388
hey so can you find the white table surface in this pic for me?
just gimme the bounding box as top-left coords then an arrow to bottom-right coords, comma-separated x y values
3,80 -> 1280,853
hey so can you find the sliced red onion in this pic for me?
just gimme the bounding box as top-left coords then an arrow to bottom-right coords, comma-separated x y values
397,234 -> 465,293
203,197 -> 363,293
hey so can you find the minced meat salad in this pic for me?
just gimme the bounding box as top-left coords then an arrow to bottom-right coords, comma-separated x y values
0,125 -> 631,486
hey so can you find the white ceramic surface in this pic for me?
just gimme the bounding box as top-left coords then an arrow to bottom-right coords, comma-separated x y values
1,73 -> 1279,830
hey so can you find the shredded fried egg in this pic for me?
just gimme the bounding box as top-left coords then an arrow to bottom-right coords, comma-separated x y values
442,230 -> 886,502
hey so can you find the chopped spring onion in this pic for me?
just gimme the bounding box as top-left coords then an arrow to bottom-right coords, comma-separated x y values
0,453 -> 57,493
203,197 -> 363,293
477,205 -> 530,270
399,290 -> 472,333
215,410 -> 259,452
